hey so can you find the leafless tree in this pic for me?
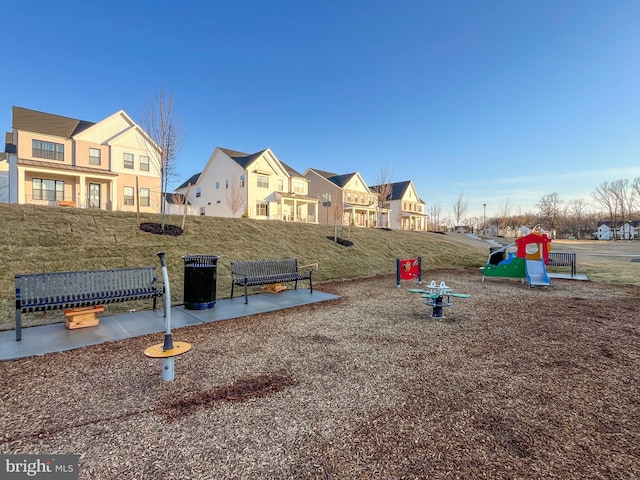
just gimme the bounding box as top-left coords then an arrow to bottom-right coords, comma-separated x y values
428,203 -> 441,232
497,201 -> 512,233
370,167 -> 393,228
566,198 -> 587,239
451,193 -> 468,226
140,88 -> 184,230
536,192 -> 563,236
592,181 -> 619,239
226,175 -> 246,217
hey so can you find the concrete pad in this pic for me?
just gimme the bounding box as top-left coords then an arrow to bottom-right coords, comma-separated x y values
0,289 -> 339,361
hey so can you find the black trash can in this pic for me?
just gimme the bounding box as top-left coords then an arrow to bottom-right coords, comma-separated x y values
489,247 -> 505,265
183,255 -> 218,310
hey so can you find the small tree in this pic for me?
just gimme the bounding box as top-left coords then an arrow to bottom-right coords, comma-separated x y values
451,192 -> 468,226
226,175 -> 246,217
141,88 -> 184,230
370,166 -> 393,228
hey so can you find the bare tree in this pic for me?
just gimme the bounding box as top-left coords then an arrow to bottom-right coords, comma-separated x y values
428,203 -> 441,232
592,181 -> 618,239
226,175 -> 246,217
536,192 -> 563,236
370,166 -> 393,228
566,198 -> 587,239
141,88 -> 184,230
497,201 -> 512,233
451,193 -> 468,226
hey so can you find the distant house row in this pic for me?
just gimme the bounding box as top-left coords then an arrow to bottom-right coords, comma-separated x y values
2,106 -> 428,231
594,221 -> 638,240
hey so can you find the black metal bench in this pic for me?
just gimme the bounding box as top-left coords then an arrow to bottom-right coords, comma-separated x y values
15,267 -> 162,341
548,252 -> 577,277
230,258 -> 313,304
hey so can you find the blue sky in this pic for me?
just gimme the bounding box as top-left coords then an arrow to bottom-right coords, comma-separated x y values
3,0 -> 640,220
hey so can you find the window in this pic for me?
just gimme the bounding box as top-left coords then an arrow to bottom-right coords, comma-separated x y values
256,201 -> 269,216
257,176 -> 269,188
32,140 -> 64,161
199,207 -> 206,216
124,186 -> 135,205
196,187 -> 201,198
89,148 -> 101,165
124,153 -> 134,169
215,182 -> 220,189
225,179 -> 229,189
354,193 -> 359,203
32,179 -> 64,201
347,192 -> 352,202
278,179 -> 284,191
139,188 -> 150,206
293,181 -> 305,194
240,175 -> 245,187
140,156 -> 150,171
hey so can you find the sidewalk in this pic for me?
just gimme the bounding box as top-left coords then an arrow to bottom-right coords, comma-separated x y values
0,288 -> 339,361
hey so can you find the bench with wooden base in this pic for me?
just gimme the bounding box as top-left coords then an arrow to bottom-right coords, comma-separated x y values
230,258 -> 313,304
15,267 -> 162,340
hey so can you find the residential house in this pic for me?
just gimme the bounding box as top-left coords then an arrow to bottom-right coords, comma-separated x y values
175,147 -> 318,222
304,169 -> 379,227
369,180 -> 427,231
3,106 -> 162,212
0,149 -> 8,202
162,192 -> 197,216
595,221 -> 638,240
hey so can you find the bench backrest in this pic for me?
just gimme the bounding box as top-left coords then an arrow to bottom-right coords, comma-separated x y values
16,267 -> 159,309
548,252 -> 576,266
231,259 -> 299,279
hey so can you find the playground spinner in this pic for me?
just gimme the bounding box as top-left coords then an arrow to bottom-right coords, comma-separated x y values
410,280 -> 470,319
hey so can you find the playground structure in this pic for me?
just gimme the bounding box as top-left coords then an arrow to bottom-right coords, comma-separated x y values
409,280 -> 470,319
480,232 -> 552,287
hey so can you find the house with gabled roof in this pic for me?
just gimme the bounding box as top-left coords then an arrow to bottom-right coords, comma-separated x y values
3,106 -> 162,212
175,147 -> 318,222
369,180 -> 427,231
304,168 -> 380,227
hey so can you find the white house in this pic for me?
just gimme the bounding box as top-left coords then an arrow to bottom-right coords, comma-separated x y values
175,147 -> 318,222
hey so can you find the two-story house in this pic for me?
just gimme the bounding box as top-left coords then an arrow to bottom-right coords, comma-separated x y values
175,147 -> 318,222
369,180 -> 427,231
3,106 -> 162,212
304,168 -> 379,227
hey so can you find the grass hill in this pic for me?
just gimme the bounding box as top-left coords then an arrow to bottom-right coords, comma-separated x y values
0,204 -> 487,331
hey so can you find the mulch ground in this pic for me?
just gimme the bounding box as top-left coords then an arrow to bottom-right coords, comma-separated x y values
1,268 -> 639,479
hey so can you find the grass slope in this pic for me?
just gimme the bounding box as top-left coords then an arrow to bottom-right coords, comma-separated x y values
0,204 -> 486,331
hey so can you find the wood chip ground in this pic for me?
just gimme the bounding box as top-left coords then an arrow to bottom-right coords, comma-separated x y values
1,268 -> 639,479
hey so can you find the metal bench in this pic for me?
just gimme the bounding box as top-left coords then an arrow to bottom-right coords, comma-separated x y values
548,252 -> 577,277
15,267 -> 162,341
230,258 -> 313,304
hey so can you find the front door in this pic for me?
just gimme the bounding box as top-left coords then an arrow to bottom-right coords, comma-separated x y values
89,183 -> 101,208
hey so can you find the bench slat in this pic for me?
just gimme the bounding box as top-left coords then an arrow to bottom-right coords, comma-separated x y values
230,259 -> 313,304
15,267 -> 161,341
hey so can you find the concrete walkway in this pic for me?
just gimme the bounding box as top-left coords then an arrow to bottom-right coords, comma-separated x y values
0,288 -> 339,361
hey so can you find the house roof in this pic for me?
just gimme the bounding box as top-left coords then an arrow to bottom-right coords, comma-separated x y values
280,161 -> 303,177
327,172 -> 356,188
177,172 -> 201,189
308,168 -> 338,179
17,158 -> 118,176
13,106 -> 95,138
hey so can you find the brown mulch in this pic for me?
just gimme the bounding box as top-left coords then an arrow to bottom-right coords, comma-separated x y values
1,268 -> 639,479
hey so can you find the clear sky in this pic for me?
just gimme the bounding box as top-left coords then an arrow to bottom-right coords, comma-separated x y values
3,0 -> 640,220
